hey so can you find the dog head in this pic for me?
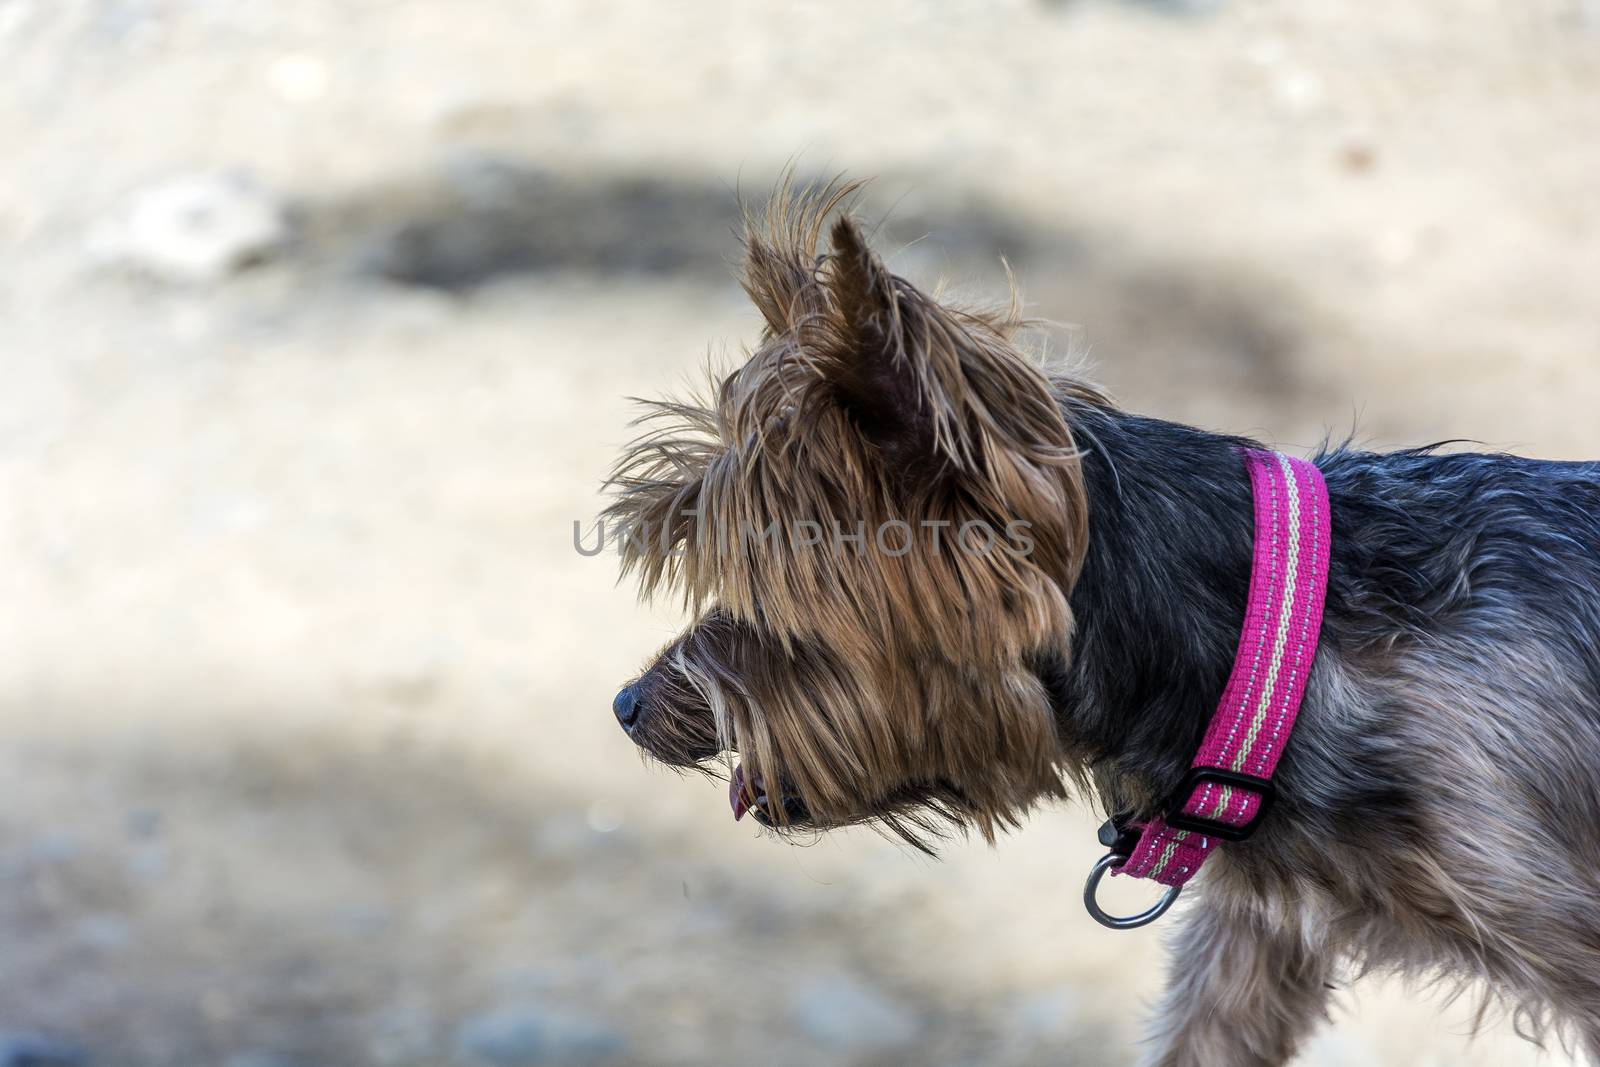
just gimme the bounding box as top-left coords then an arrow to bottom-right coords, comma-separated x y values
606,182 -> 1101,848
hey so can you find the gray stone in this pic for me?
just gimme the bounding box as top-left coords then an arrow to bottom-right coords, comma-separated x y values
789,973 -> 919,1051
366,1000 -> 437,1065
0,1034 -> 87,1067
329,904 -> 392,936
0,833 -> 80,880
87,171 -> 288,284
123,809 -> 163,839
27,832 -> 80,864
223,1054 -> 323,1067
73,914 -> 133,952
453,1006 -> 624,1067
125,844 -> 172,883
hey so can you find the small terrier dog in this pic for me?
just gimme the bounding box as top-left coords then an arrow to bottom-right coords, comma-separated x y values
605,181 -> 1600,1066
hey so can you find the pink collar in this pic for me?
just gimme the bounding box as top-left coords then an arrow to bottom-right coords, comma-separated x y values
1084,449 -> 1332,928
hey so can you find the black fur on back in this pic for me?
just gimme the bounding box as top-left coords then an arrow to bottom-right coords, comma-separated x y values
1049,399 -> 1600,833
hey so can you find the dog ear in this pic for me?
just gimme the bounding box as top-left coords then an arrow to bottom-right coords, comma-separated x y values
818,216 -> 946,470
743,232 -> 817,339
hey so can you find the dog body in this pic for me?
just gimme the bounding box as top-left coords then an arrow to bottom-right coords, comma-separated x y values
1064,406 -> 1600,1063
607,184 -> 1600,1065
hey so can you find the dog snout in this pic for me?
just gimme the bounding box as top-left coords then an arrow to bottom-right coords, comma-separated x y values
613,683 -> 642,733
613,659 -> 723,766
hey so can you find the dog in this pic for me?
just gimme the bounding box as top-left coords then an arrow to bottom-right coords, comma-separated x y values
604,180 -> 1600,1066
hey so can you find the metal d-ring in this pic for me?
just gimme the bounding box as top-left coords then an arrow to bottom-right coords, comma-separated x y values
1082,852 -> 1183,930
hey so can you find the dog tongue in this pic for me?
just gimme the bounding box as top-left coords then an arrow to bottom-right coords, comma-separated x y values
730,765 -> 751,821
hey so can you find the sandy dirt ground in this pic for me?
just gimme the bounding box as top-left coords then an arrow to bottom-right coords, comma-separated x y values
1,1 -> 1598,1064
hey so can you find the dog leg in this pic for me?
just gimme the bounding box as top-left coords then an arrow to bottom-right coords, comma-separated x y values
1141,898 -> 1333,1067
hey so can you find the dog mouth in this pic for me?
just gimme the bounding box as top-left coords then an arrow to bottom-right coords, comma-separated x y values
728,764 -> 809,826
725,763 -> 985,854
727,765 -> 972,838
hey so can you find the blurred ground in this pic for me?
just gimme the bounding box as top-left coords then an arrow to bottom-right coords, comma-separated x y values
1,1 -> 1598,1065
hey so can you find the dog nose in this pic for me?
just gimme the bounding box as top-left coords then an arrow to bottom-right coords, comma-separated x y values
613,684 -> 642,732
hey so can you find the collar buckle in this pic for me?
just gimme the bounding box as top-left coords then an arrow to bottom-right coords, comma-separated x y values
1162,766 -> 1277,842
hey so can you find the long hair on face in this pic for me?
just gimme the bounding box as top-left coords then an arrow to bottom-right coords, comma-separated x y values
606,177 -> 1110,846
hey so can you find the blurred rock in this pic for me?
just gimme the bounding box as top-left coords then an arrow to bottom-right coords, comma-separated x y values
0,832 -> 82,880
125,843 -> 172,884
224,1054 -> 323,1067
789,973 -> 919,1051
1006,984 -> 1084,1038
123,810 -> 163,839
1338,140 -> 1377,175
328,903 -> 392,936
26,832 -> 80,865
87,172 -> 289,284
0,1034 -> 87,1067
1120,0 -> 1223,11
366,1000 -> 438,1065
73,914 -> 133,952
452,1006 -> 624,1067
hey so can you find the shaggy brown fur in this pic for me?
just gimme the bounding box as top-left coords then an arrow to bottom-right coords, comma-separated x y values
605,179 -> 1600,1065
607,180 -> 1102,842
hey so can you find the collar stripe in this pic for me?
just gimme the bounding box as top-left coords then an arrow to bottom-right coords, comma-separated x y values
1115,449 -> 1332,888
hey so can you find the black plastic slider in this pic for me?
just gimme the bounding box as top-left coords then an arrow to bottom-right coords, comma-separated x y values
1162,766 -> 1277,842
